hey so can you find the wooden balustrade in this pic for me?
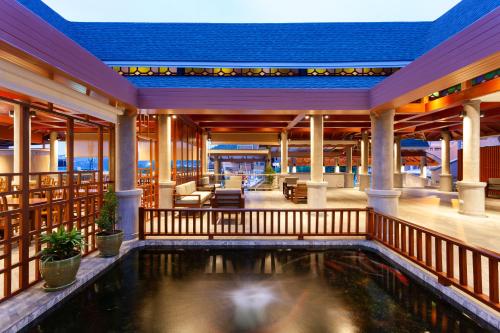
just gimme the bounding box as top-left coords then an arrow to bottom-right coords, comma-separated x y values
138,206 -> 500,312
139,207 -> 368,239
0,171 -> 111,303
371,211 -> 500,312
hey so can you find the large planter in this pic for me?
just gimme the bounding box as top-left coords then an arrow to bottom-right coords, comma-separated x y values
96,230 -> 123,257
40,253 -> 81,291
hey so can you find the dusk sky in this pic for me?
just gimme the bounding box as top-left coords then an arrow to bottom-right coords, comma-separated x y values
42,0 -> 461,23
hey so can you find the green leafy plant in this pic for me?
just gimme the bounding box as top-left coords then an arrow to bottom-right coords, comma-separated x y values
96,186 -> 119,234
40,227 -> 84,262
264,165 -> 276,185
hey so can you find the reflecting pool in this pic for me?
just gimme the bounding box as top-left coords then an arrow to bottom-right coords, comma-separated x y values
27,249 -> 491,333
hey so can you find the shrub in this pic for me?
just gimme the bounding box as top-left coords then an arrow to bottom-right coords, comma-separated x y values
96,186 -> 119,234
40,227 -> 84,262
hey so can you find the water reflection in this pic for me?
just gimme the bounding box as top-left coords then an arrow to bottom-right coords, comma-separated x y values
28,249 -> 491,333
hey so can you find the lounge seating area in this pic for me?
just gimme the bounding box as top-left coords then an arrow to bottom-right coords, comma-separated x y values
486,178 -> 500,198
282,176 -> 307,203
174,181 -> 213,208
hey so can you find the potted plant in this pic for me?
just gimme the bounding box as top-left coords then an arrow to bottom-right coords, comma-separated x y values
40,227 -> 84,291
95,186 -> 123,257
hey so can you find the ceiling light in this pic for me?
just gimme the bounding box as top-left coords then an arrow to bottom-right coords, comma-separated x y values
305,115 -> 310,120
324,115 -> 329,119
8,110 -> 14,118
480,111 -> 485,118
459,110 -> 466,118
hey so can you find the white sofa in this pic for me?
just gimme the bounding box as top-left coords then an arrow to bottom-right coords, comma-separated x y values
174,181 -> 212,208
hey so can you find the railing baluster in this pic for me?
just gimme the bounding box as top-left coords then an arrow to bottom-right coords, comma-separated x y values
425,234 -> 432,266
489,258 -> 499,304
472,252 -> 482,294
446,242 -> 454,279
416,230 -> 423,261
459,247 -> 467,286
435,238 -> 442,273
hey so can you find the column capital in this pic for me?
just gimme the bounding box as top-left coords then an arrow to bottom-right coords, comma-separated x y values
462,99 -> 481,108
440,130 -> 451,139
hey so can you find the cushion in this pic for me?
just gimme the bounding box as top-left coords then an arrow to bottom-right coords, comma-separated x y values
225,179 -> 242,189
192,191 -> 212,203
200,177 -> 209,185
215,189 -> 241,194
176,195 -> 201,205
175,184 -> 189,195
488,178 -> 500,185
186,181 -> 197,194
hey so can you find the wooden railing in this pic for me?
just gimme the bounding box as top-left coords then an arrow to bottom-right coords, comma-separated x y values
139,206 -> 500,312
139,207 -> 369,239
0,171 -> 111,303
371,212 -> 500,312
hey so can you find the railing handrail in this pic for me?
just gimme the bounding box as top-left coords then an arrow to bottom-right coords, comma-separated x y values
374,211 -> 500,260
141,207 -> 368,213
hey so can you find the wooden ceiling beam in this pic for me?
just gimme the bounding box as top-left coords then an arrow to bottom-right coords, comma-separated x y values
286,113 -> 305,131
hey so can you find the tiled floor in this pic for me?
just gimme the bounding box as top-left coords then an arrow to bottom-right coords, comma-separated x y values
245,188 -> 500,253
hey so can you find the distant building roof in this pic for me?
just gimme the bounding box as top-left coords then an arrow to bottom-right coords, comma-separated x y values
401,139 -> 430,149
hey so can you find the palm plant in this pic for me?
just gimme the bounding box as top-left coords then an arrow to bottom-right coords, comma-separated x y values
40,227 -> 84,262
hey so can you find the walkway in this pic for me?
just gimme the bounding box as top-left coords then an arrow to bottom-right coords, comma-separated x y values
245,188 -> 500,253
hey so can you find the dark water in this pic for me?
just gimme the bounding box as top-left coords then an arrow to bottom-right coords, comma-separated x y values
27,249 -> 492,333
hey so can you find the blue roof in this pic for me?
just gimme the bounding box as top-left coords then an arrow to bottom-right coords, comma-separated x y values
18,0 -> 499,66
16,0 -> 500,90
127,76 -> 384,89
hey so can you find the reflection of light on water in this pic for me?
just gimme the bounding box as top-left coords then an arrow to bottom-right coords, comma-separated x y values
230,284 -> 277,331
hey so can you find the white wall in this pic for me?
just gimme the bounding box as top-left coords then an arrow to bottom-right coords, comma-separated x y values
0,149 -> 50,173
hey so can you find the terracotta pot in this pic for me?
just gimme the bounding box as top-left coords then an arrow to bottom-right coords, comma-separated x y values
40,253 -> 81,291
96,230 -> 123,257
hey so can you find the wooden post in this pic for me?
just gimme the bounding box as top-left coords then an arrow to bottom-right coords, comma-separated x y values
109,126 -> 116,183
19,104 -> 30,289
172,117 -> 177,182
138,206 -> 145,240
67,118 -> 75,228
98,126 -> 104,203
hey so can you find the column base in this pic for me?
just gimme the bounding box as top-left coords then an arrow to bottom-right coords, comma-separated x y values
306,181 -> 328,208
420,176 -> 428,187
116,189 -> 143,240
393,173 -> 404,188
439,174 -> 453,192
358,174 -> 370,191
457,181 -> 486,216
366,189 -> 401,216
343,173 -> 354,188
159,181 -> 176,209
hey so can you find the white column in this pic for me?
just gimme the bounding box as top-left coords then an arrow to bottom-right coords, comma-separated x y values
366,109 -> 401,216
13,104 -> 31,182
115,113 -> 142,239
307,115 -> 327,208
439,131 -> 453,192
358,131 -> 370,191
278,131 -> 289,191
280,131 -> 288,174
202,132 -> 209,175
393,137 -> 403,188
419,155 -> 427,187
457,100 -> 486,216
158,115 -> 175,209
344,146 -> 354,188
49,131 -> 58,172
